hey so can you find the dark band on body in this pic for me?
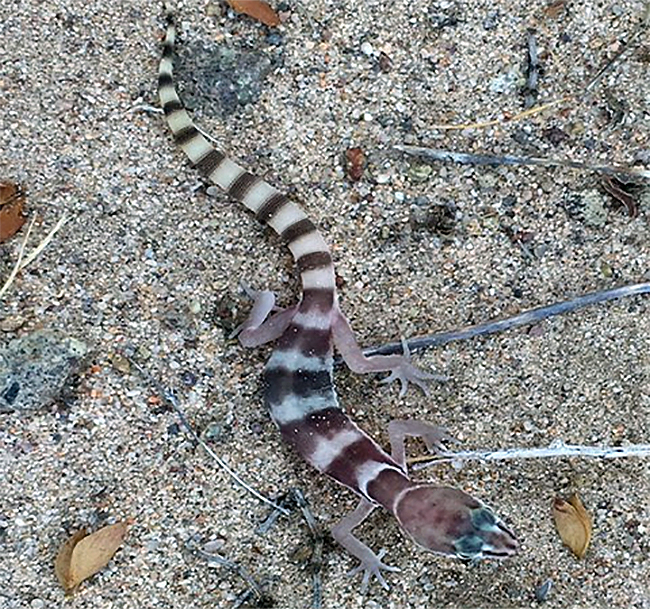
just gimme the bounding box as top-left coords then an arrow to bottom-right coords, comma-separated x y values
325,437 -> 393,492
296,251 -> 332,274
301,288 -> 335,310
158,72 -> 173,88
162,99 -> 183,115
275,325 -> 331,357
264,367 -> 333,405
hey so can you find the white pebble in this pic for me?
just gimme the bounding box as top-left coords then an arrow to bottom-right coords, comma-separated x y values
360,41 -> 374,56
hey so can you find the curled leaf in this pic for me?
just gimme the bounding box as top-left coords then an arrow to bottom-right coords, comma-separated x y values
552,493 -> 592,559
55,522 -> 128,594
227,1 -> 280,27
0,181 -> 26,243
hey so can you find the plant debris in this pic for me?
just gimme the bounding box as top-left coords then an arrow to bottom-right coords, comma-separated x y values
227,0 -> 280,27
55,522 -> 128,595
552,493 -> 592,559
0,181 -> 26,243
600,175 -> 641,218
522,29 -> 540,109
345,147 -> 365,182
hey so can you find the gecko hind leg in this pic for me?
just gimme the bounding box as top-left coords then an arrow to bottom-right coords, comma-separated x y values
331,311 -> 446,396
231,285 -> 298,347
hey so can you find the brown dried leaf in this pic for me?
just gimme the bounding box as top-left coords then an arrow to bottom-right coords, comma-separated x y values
0,181 -> 26,243
227,0 -> 280,27
55,522 -> 128,594
553,493 -> 592,559
345,147 -> 365,182
55,529 -> 87,593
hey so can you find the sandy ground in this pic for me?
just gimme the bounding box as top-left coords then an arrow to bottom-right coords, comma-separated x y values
1,0 -> 649,607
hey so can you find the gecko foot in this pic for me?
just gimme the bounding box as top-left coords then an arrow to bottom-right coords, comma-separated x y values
347,548 -> 401,594
379,338 -> 447,397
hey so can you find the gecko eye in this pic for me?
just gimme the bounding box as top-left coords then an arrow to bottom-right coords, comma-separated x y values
454,534 -> 487,560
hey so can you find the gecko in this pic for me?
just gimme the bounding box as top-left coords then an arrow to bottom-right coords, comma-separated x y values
157,8 -> 518,591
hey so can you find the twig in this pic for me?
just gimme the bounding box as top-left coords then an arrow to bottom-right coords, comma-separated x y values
186,537 -> 270,607
523,29 -> 540,109
127,356 -> 290,516
0,214 -> 36,301
428,97 -> 571,131
18,212 -> 68,270
291,489 -> 323,609
395,144 -> 650,181
257,489 -> 324,609
583,3 -> 650,93
356,282 -> 650,358
410,441 -> 650,470
0,212 -> 69,302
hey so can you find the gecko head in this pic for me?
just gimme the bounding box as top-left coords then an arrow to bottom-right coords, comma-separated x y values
394,485 -> 518,561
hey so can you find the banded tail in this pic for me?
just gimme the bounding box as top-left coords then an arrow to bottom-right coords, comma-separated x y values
157,11 -> 336,294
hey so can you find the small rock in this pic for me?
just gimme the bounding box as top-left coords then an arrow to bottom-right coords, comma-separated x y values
360,41 -> 374,56
0,331 -> 89,413
0,316 -> 27,332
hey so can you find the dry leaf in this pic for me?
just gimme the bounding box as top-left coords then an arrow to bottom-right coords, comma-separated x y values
345,147 -> 365,182
0,181 -> 26,243
55,529 -> 87,593
227,0 -> 280,27
553,493 -> 592,558
55,522 -> 128,594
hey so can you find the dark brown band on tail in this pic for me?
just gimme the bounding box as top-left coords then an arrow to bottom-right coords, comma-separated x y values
195,149 -> 225,175
255,192 -> 289,224
282,218 -> 317,243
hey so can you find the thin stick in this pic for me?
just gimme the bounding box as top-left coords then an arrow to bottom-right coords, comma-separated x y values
428,97 -> 571,131
18,212 -> 68,270
291,489 -> 323,609
186,537 -> 268,605
410,442 -> 650,470
0,214 -> 37,301
395,144 -> 650,180
127,357 -> 290,515
357,282 -> 650,358
583,4 -> 650,93
256,489 -> 324,609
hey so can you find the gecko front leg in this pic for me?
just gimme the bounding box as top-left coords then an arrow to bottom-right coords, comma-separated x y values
387,419 -> 453,469
331,498 -> 400,593
331,309 -> 445,396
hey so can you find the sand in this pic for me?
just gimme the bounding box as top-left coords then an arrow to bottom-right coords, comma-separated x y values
1,1 -> 649,607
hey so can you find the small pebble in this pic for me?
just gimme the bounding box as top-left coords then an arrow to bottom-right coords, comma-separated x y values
360,41 -> 374,56
535,578 -> 553,602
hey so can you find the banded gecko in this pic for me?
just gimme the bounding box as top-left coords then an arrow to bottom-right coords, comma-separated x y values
158,9 -> 518,590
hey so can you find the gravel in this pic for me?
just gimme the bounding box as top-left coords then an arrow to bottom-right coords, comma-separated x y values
1,0 -> 648,607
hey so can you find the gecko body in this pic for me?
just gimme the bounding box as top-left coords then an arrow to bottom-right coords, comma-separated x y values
158,9 -> 517,589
